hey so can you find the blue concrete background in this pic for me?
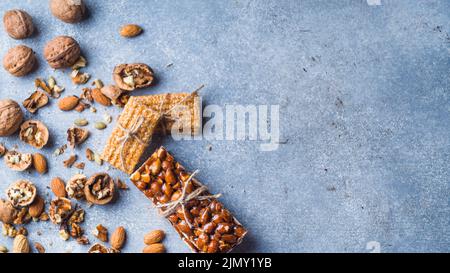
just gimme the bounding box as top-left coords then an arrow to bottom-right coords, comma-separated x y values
0,0 -> 449,253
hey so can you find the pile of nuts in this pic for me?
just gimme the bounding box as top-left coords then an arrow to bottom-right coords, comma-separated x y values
0,180 -> 49,253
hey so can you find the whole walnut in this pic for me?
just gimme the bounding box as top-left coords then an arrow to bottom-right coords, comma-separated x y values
0,99 -> 24,136
3,45 -> 36,77
3,9 -> 34,39
44,36 -> 81,69
50,0 -> 86,24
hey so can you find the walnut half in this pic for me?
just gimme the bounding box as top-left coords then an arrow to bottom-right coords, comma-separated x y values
84,173 -> 115,205
67,127 -> 89,148
6,180 -> 37,207
19,120 -> 49,149
66,174 -> 87,200
113,63 -> 154,91
4,151 -> 32,171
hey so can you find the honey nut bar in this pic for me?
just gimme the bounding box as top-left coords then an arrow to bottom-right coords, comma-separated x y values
130,146 -> 247,253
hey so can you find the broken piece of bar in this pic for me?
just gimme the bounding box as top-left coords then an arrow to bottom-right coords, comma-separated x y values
102,91 -> 202,174
130,146 -> 247,253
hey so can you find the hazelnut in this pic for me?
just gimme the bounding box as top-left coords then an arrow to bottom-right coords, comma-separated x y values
50,0 -> 86,24
3,45 -> 36,77
0,99 -> 23,136
84,173 -> 116,205
19,120 -> 50,149
44,36 -> 81,69
0,199 -> 18,224
3,9 -> 34,39
113,63 -> 154,91
6,180 -> 37,207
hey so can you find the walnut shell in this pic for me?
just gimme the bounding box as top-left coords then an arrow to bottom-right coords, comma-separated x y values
0,99 -> 23,136
44,36 -> 81,69
0,199 -> 18,224
19,120 -> 49,149
67,127 -> 88,148
3,45 -> 36,77
4,151 -> 32,171
84,173 -> 115,205
50,0 -> 86,24
100,85 -> 123,103
23,91 -> 49,114
6,180 -> 37,207
113,63 -> 154,91
3,9 -> 34,39
49,197 -> 72,224
66,174 -> 87,200
88,243 -> 117,253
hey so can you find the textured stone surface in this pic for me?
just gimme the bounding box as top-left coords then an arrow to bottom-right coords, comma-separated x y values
0,0 -> 449,253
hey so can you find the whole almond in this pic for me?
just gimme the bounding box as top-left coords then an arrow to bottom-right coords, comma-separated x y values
51,177 -> 66,197
13,235 -> 30,253
144,230 -> 165,245
120,24 -> 142,38
34,242 -> 45,253
92,88 -> 111,106
110,226 -> 126,250
29,196 -> 45,218
143,243 -> 165,253
58,96 -> 80,111
32,153 -> 48,174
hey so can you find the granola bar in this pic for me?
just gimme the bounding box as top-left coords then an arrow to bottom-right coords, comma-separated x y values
102,92 -> 202,174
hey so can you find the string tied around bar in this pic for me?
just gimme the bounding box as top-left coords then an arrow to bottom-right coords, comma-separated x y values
156,170 -> 222,228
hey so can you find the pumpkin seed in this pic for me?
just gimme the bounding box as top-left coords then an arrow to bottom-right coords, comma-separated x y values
74,119 -> 89,127
94,122 -> 107,130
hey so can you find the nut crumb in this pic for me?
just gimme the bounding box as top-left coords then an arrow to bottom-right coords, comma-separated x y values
63,155 -> 77,168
